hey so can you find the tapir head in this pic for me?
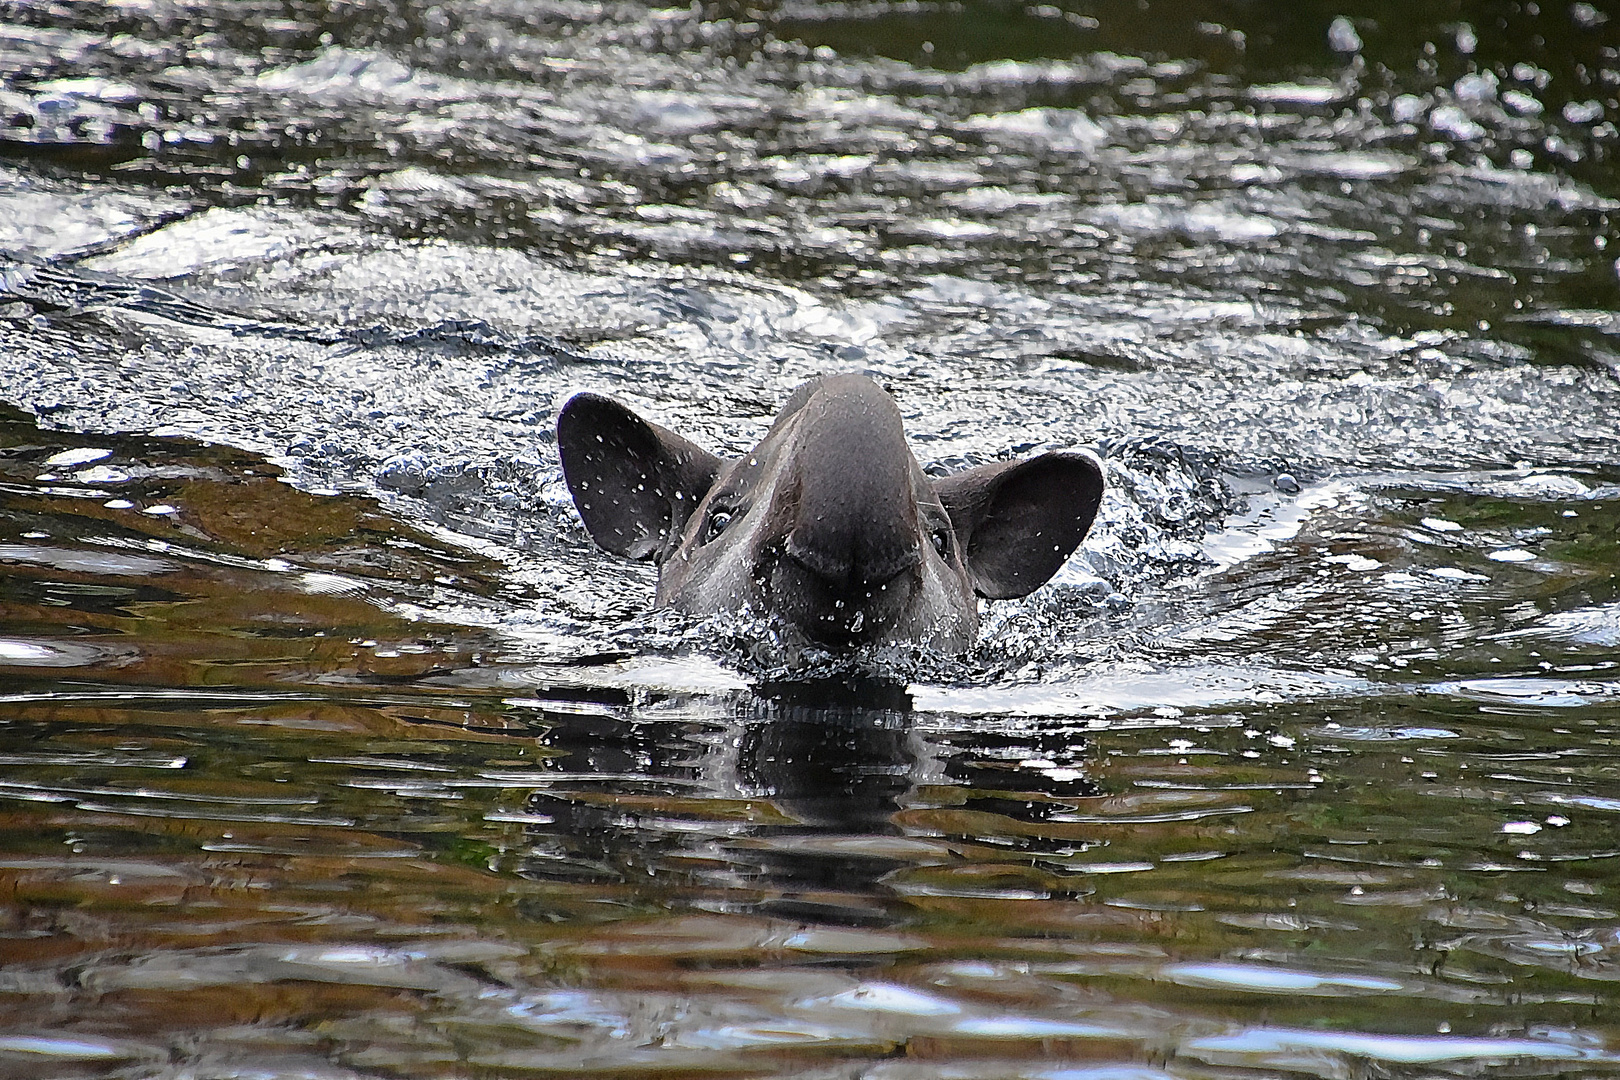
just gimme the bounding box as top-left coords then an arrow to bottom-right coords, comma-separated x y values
556,374 -> 1103,653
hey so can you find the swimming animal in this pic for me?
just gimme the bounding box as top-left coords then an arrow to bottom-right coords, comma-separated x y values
556,374 -> 1103,652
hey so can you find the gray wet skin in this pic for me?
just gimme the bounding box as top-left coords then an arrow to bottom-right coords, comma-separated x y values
557,374 -> 1104,653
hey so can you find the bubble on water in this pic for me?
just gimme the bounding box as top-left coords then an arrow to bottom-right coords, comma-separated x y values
1572,3 -> 1609,28
1326,17 -> 1362,54
1564,100 -> 1605,125
1429,104 -> 1487,142
1503,89 -> 1543,116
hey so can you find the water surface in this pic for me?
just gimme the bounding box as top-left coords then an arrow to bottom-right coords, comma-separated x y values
2,0 -> 1619,1075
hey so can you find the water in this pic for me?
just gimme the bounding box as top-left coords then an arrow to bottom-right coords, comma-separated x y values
2,0 -> 1620,1075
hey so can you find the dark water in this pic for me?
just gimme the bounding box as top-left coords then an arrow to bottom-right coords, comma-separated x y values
3,0 -> 1620,1075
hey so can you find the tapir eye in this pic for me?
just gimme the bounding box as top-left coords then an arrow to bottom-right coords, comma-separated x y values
702,507 -> 735,544
930,526 -> 951,558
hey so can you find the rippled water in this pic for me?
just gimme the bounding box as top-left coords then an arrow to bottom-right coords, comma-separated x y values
3,0 -> 1620,1075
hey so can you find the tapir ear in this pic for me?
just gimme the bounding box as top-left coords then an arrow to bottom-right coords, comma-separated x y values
556,393 -> 722,563
932,452 -> 1104,600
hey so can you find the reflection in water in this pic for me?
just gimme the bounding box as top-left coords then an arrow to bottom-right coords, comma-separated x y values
740,679 -> 921,830
5,617 -> 1618,1076
1,481 -> 1619,1079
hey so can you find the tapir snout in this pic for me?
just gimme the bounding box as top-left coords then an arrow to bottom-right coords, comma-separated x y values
556,374 -> 1104,653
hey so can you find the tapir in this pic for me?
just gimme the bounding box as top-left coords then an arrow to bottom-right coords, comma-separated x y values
556,374 -> 1104,653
